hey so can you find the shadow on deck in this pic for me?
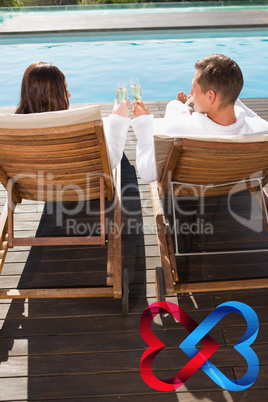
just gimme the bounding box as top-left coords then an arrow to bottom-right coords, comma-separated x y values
0,100 -> 267,401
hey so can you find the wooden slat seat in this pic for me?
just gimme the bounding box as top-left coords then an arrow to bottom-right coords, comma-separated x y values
0,106 -> 127,312
151,135 -> 268,298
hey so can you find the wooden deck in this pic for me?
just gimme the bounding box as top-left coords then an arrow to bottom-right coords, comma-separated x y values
0,99 -> 268,401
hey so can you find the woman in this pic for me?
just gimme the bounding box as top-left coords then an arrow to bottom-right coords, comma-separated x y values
16,62 -> 71,114
16,62 -> 130,168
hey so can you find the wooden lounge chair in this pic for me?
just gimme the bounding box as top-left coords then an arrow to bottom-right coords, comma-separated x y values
151,132 -> 268,300
0,105 -> 128,313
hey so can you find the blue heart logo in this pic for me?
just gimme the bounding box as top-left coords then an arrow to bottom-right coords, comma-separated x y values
180,301 -> 259,391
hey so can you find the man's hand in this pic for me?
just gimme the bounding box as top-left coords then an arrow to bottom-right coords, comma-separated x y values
176,91 -> 188,104
112,98 -> 131,117
132,101 -> 151,118
177,91 -> 195,114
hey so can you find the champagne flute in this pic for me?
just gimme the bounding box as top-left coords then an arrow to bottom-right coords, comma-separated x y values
117,82 -> 127,104
130,77 -> 142,101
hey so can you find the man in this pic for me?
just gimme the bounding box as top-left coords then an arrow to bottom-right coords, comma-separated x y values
131,54 -> 268,183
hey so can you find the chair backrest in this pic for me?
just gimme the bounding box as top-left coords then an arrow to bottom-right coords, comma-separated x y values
0,105 -> 114,202
154,133 -> 268,197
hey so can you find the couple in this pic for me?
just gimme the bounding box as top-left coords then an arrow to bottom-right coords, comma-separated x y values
16,55 -> 268,181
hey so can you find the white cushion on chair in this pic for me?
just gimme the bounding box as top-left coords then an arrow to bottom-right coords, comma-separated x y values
0,105 -> 102,129
153,118 -> 268,143
153,118 -> 268,182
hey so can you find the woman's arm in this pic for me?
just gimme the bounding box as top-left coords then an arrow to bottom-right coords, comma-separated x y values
106,113 -> 131,170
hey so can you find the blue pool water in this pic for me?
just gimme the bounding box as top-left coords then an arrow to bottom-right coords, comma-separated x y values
0,29 -> 268,107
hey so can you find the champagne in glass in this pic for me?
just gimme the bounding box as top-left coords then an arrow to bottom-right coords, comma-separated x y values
117,82 -> 127,104
130,77 -> 142,101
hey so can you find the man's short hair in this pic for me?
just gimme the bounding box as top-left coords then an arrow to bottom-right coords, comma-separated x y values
194,54 -> 243,108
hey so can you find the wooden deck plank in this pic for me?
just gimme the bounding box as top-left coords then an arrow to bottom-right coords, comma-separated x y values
0,98 -> 268,401
0,368 -> 235,399
0,343 -> 267,376
0,391 -> 266,402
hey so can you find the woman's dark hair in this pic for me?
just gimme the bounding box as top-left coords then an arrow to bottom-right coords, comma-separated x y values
16,62 -> 69,114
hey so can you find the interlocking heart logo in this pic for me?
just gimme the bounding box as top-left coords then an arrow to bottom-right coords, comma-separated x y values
140,301 -> 259,391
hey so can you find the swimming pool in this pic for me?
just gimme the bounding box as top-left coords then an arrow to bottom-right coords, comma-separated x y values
0,29 -> 268,107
